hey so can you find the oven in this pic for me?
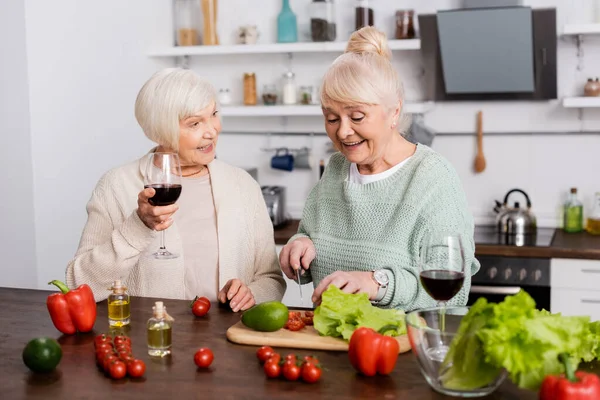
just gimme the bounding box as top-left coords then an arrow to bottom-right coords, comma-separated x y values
468,255 -> 551,311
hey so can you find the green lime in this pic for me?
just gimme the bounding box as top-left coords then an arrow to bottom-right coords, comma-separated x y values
241,301 -> 289,332
22,337 -> 62,373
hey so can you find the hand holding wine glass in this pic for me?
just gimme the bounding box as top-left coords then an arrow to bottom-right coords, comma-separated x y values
142,152 -> 183,259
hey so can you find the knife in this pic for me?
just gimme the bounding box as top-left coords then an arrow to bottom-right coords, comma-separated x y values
296,267 -> 303,302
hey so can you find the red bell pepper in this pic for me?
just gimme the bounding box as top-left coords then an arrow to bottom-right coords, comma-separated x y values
539,353 -> 600,400
348,326 -> 399,376
47,280 -> 97,335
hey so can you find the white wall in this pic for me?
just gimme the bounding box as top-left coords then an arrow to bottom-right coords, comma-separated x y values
0,0 -> 37,288
3,0 -> 599,290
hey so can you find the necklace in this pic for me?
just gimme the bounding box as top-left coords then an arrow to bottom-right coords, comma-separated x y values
181,165 -> 206,177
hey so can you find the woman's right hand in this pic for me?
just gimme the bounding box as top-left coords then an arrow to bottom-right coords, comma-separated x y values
279,237 -> 316,280
136,187 -> 179,231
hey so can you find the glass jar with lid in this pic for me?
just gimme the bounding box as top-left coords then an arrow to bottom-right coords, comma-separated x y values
282,71 -> 297,105
395,10 -> 416,39
355,0 -> 374,30
310,0 -> 337,42
174,0 -> 200,46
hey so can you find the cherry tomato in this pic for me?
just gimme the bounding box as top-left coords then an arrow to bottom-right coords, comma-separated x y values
285,354 -> 297,362
127,359 -> 146,378
94,334 -> 112,348
256,346 -> 275,363
96,342 -> 113,352
109,360 -> 127,380
301,362 -> 322,383
301,311 -> 314,326
113,335 -> 131,346
282,360 -> 301,381
103,354 -> 119,372
191,296 -> 211,317
303,356 -> 320,365
194,348 -> 214,368
117,349 -> 132,359
285,319 -> 305,331
96,348 -> 115,363
264,359 -> 281,379
120,354 -> 135,364
267,353 -> 281,364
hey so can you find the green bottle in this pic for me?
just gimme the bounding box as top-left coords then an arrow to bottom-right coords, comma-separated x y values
564,187 -> 584,233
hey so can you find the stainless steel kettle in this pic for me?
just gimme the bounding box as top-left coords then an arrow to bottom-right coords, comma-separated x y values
494,189 -> 537,235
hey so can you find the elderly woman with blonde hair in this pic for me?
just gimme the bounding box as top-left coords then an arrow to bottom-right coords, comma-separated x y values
66,68 -> 285,311
279,27 -> 479,311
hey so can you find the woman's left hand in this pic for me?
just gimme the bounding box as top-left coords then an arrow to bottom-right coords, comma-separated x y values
311,271 -> 379,305
218,279 -> 255,312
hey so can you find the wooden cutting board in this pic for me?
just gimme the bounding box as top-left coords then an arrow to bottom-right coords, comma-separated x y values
226,321 -> 412,354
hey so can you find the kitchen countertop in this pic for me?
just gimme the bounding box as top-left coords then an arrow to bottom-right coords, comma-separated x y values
275,220 -> 600,260
1,287 -> 534,399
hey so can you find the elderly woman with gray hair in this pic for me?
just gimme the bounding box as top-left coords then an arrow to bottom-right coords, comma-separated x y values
66,68 -> 285,311
279,27 -> 479,311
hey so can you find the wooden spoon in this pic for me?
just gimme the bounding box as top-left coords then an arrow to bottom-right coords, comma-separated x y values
474,111 -> 486,173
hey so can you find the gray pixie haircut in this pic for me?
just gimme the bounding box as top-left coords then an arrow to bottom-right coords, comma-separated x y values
135,68 -> 218,150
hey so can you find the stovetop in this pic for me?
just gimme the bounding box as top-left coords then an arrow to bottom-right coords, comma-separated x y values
474,225 -> 556,247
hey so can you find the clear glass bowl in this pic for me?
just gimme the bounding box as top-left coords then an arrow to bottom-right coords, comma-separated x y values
405,306 -> 507,398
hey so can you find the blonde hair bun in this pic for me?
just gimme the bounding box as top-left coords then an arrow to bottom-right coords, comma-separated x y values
345,27 -> 391,60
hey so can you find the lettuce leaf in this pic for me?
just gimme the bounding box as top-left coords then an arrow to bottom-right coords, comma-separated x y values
441,290 -> 600,391
313,286 -> 406,340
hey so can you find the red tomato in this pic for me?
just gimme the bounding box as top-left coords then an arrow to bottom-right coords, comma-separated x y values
194,348 -> 214,368
94,334 -> 112,348
117,349 -> 132,359
301,311 -> 314,326
120,354 -> 135,364
109,360 -> 127,380
127,359 -> 146,378
282,360 -> 301,381
285,319 -> 305,331
301,362 -> 322,383
113,335 -> 131,346
285,354 -> 297,362
264,359 -> 281,379
256,346 -> 275,363
103,354 -> 119,372
191,296 -> 211,317
96,348 -> 115,363
267,353 -> 281,364
96,342 -> 113,352
303,356 -> 320,365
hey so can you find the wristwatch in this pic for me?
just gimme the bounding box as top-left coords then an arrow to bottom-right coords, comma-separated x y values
371,269 -> 390,304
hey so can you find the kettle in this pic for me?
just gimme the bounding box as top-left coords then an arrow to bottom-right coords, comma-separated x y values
494,189 -> 537,236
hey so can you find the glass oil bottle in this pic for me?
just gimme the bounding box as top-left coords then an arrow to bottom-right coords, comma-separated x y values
564,187 -> 584,233
147,301 -> 173,357
587,192 -> 600,235
108,280 -> 130,327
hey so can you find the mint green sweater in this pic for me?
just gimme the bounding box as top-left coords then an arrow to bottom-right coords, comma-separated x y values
290,145 -> 480,311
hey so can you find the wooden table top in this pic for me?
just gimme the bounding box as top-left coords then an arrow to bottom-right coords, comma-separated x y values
0,287 -> 535,399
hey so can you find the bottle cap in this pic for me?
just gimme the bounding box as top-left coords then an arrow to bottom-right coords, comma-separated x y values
571,187 -> 577,194
109,279 -> 127,292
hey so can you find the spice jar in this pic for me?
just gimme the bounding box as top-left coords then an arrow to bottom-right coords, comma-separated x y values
218,88 -> 232,105
310,0 -> 337,42
263,84 -> 278,105
201,0 -> 219,45
355,0 -> 374,30
395,10 -> 416,39
282,71 -> 297,105
174,0 -> 200,46
584,78 -> 600,97
243,73 -> 257,105
300,86 -> 313,105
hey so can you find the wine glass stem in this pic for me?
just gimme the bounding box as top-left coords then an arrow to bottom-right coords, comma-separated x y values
160,230 -> 166,251
438,301 -> 447,333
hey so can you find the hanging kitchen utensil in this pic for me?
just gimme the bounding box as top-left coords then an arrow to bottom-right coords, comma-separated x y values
494,189 -> 537,236
474,110 -> 486,173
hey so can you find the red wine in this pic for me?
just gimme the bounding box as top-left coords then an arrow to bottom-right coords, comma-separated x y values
145,184 -> 182,206
420,270 -> 465,301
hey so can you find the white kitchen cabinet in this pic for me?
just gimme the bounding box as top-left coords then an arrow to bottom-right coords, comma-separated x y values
551,258 -> 600,318
276,245 -> 315,309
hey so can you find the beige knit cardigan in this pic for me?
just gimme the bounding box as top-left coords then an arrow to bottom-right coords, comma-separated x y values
66,153 -> 286,303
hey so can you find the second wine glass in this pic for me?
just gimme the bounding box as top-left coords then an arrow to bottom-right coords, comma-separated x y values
418,232 -> 466,361
144,152 -> 183,260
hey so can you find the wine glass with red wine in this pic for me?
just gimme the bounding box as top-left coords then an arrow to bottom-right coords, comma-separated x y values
144,152 -> 182,259
418,232 -> 466,361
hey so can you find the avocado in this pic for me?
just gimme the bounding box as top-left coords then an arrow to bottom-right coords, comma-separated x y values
241,301 -> 289,332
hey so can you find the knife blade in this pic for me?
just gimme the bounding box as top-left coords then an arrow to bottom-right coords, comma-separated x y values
296,267 -> 303,302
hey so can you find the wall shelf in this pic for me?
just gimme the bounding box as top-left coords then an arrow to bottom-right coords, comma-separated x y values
149,39 -> 421,57
563,24 -> 600,35
220,102 -> 434,117
562,97 -> 600,108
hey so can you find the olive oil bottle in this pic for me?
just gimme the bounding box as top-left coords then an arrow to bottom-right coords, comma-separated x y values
587,192 -> 600,235
564,188 -> 584,233
147,301 -> 173,357
108,280 -> 130,327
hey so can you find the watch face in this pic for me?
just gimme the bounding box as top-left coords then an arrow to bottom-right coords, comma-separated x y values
374,270 -> 389,285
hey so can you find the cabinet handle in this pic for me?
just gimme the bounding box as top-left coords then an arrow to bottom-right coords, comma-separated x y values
581,269 -> 600,274
581,299 -> 600,304
470,285 -> 521,295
